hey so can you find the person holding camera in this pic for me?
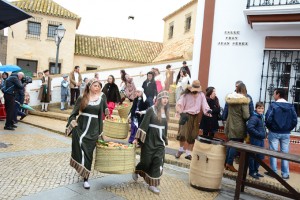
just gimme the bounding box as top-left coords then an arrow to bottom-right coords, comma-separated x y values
175,80 -> 211,160
38,70 -> 52,112
2,72 -> 25,130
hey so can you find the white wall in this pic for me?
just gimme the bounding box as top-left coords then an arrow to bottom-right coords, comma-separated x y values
206,0 -> 300,108
27,60 -> 191,106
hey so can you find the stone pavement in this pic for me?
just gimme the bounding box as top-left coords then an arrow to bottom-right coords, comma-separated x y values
0,120 -> 299,200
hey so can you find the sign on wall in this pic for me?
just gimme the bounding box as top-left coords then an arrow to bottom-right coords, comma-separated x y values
217,31 -> 248,46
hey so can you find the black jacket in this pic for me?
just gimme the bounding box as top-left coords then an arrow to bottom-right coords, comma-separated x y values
2,74 -> 24,95
142,80 -> 157,98
102,83 -> 121,103
130,97 -> 150,125
200,97 -> 220,132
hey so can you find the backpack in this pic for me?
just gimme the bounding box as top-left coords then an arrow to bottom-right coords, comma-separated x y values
266,102 -> 297,132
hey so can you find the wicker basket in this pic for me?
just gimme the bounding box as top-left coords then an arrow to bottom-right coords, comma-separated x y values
169,92 -> 176,104
169,84 -> 177,93
94,145 -> 136,174
103,120 -> 129,139
117,104 -> 132,119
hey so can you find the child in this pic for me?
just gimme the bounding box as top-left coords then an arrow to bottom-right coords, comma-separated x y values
23,86 -> 30,115
246,102 -> 266,179
128,87 -> 150,144
61,74 -> 69,110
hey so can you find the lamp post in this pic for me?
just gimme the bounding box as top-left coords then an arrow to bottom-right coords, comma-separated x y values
54,24 -> 66,74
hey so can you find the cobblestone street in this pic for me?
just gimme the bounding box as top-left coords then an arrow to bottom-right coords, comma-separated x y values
0,121 -> 299,200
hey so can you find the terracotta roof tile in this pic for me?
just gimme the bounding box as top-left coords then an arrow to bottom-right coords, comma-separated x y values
75,34 -> 163,63
12,0 -> 81,28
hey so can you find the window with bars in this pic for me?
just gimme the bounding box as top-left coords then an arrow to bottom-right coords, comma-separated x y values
259,50 -> 300,132
47,25 -> 58,38
185,14 -> 192,33
27,21 -> 41,39
168,22 -> 174,39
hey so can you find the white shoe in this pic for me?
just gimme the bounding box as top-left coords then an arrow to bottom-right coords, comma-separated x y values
148,186 -> 160,194
132,173 -> 138,181
83,181 -> 90,189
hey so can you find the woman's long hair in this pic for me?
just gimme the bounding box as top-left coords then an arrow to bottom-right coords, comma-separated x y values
120,70 -> 126,83
236,83 -> 247,96
205,86 -> 220,107
155,97 -> 169,122
80,79 -> 101,111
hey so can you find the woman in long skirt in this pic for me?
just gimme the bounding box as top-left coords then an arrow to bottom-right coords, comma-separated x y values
66,78 -> 108,189
132,91 -> 169,194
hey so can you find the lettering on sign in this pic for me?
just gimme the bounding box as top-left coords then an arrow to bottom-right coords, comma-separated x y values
217,31 -> 248,47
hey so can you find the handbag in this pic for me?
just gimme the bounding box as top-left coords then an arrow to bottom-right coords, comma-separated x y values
65,120 -> 78,136
179,113 -> 189,125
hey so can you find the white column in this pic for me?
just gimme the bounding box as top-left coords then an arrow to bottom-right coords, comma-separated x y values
191,0 -> 206,81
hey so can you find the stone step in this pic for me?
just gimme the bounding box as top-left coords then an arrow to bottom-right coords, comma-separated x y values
31,107 -> 178,124
169,116 -> 179,124
168,122 -> 179,131
167,130 -> 178,138
21,115 -> 67,134
29,110 -> 69,121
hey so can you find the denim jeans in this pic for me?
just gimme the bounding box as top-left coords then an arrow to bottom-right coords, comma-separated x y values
225,138 -> 244,165
248,154 -> 260,175
268,132 -> 290,177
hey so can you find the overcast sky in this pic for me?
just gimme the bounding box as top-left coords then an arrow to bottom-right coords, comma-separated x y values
8,0 -> 191,42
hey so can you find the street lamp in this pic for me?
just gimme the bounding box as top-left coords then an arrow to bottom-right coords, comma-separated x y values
54,24 -> 66,74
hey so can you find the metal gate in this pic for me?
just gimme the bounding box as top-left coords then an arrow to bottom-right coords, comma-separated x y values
259,50 -> 300,132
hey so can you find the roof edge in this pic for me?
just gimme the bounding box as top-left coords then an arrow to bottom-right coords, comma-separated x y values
163,0 -> 198,21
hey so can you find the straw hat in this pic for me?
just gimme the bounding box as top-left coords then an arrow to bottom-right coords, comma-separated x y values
188,80 -> 202,92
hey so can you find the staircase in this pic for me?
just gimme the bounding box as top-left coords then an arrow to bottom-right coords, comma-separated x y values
27,103 -> 180,139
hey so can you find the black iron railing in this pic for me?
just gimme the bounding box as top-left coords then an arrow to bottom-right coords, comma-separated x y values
247,0 -> 299,8
259,50 -> 300,132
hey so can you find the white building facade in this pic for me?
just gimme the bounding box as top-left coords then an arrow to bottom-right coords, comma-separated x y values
192,0 -> 300,134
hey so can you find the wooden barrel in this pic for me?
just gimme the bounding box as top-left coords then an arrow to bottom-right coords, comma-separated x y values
189,137 -> 226,191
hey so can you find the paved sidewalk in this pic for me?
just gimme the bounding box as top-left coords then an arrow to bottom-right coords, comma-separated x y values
1,120 -> 299,200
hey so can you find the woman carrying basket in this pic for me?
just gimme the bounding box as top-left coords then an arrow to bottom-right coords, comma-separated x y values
132,91 -> 169,195
66,78 -> 108,189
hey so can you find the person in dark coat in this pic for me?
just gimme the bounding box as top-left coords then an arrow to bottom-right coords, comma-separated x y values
200,87 -> 220,138
102,75 -> 121,117
128,87 -> 150,143
176,61 -> 191,84
142,71 -> 157,107
3,72 -> 25,130
247,102 -> 267,179
13,87 -> 26,123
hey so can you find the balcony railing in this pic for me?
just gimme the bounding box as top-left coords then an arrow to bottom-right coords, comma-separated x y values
247,0 -> 299,9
